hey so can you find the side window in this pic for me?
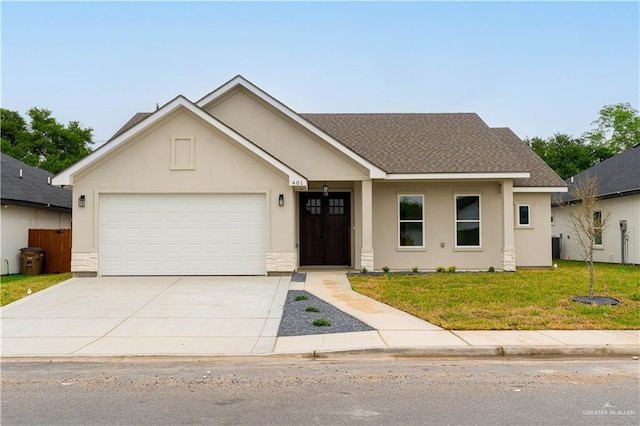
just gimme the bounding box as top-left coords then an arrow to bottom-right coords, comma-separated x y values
594,211 -> 603,246
455,195 -> 480,247
517,204 -> 531,226
399,195 -> 424,247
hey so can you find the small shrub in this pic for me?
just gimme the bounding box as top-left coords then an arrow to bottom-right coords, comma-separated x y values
412,266 -> 419,273
305,306 -> 320,313
361,267 -> 368,274
436,266 -> 446,273
295,294 -> 308,301
488,266 -> 495,273
382,266 -> 390,273
448,266 -> 457,273
630,293 -> 640,301
312,317 -> 331,327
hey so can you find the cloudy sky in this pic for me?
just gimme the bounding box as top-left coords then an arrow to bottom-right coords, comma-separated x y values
2,1 -> 638,145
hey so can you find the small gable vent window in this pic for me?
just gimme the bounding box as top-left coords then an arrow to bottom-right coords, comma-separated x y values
170,136 -> 195,170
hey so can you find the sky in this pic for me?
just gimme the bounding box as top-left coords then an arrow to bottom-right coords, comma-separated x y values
1,1 -> 638,146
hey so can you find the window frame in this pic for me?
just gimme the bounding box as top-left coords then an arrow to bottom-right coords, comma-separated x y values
454,194 -> 482,249
516,204 -> 531,227
398,194 -> 425,249
594,210 -> 603,247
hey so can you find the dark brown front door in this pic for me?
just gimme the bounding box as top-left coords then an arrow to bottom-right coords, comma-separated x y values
299,192 -> 351,266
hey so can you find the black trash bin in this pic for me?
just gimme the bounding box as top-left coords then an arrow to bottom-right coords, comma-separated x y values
20,247 -> 45,275
551,237 -> 561,259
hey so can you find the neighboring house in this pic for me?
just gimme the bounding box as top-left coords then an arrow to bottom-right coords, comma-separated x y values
1,153 -> 72,275
552,144 -> 640,264
52,75 -> 566,277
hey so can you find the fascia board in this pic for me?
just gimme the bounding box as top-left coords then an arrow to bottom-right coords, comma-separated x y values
385,172 -> 531,180
52,96 -> 308,189
514,187 -> 569,193
197,76 -> 387,179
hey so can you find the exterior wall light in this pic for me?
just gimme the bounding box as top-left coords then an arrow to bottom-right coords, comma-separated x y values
322,183 -> 329,197
78,195 -> 86,208
278,194 -> 284,207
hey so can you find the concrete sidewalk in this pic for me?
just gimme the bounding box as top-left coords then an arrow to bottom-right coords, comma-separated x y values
0,272 -> 638,359
275,272 -> 640,358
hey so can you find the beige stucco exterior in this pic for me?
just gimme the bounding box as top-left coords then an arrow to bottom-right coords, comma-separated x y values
0,206 -> 71,275
205,88 -> 370,182
372,181 -> 506,270
552,194 -> 640,265
513,192 -> 553,267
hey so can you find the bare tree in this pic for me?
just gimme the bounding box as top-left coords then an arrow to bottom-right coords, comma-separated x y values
559,176 -> 610,296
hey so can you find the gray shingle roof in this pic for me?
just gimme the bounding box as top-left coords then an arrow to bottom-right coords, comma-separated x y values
1,153 -> 72,211
109,112 -> 152,141
492,127 -> 566,188
302,113 -> 564,187
558,143 -> 640,202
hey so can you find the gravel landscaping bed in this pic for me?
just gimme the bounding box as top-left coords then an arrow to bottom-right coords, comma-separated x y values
277,290 -> 374,337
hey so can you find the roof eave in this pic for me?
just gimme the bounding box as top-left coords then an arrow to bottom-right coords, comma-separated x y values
514,186 -> 569,193
1,199 -> 72,213
384,172 -> 530,180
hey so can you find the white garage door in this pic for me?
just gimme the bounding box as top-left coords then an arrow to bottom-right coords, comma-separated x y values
101,194 -> 265,275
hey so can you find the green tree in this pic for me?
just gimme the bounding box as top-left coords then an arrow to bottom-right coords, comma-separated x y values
525,133 -> 594,180
585,103 -> 640,154
1,107 -> 93,174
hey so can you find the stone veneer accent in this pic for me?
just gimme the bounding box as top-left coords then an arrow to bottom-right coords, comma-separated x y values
502,248 -> 516,272
360,248 -> 374,270
266,250 -> 297,272
71,252 -> 99,274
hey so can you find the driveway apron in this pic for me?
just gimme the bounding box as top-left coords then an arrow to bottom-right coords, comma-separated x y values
1,276 -> 289,356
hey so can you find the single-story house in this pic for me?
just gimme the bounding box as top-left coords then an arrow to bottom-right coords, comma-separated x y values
1,152 -> 72,275
52,75 -> 566,276
552,143 -> 639,264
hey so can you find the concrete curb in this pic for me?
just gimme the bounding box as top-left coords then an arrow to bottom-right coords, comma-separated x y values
501,345 -> 640,357
307,346 -> 640,358
2,345 -> 638,362
304,346 -> 504,358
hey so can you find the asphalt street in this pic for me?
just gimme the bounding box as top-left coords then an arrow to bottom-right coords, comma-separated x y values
1,357 -> 638,425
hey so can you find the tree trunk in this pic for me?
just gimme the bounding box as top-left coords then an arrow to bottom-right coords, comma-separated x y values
588,261 -> 595,296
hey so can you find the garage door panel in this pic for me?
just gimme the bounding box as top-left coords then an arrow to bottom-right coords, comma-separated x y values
101,194 -> 266,275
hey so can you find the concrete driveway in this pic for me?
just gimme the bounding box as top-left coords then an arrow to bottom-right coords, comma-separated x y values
1,276 -> 289,356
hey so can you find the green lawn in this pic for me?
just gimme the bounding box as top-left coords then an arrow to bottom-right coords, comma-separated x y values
349,260 -> 640,330
0,273 -> 72,306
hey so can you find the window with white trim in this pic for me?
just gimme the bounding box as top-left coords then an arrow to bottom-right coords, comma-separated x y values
455,195 -> 480,247
517,204 -> 531,226
399,195 -> 424,247
594,210 -> 603,246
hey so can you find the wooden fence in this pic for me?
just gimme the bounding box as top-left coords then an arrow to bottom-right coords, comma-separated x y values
28,229 -> 72,274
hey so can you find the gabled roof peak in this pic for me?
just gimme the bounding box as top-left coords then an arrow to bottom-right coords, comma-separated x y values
53,95 -> 307,188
